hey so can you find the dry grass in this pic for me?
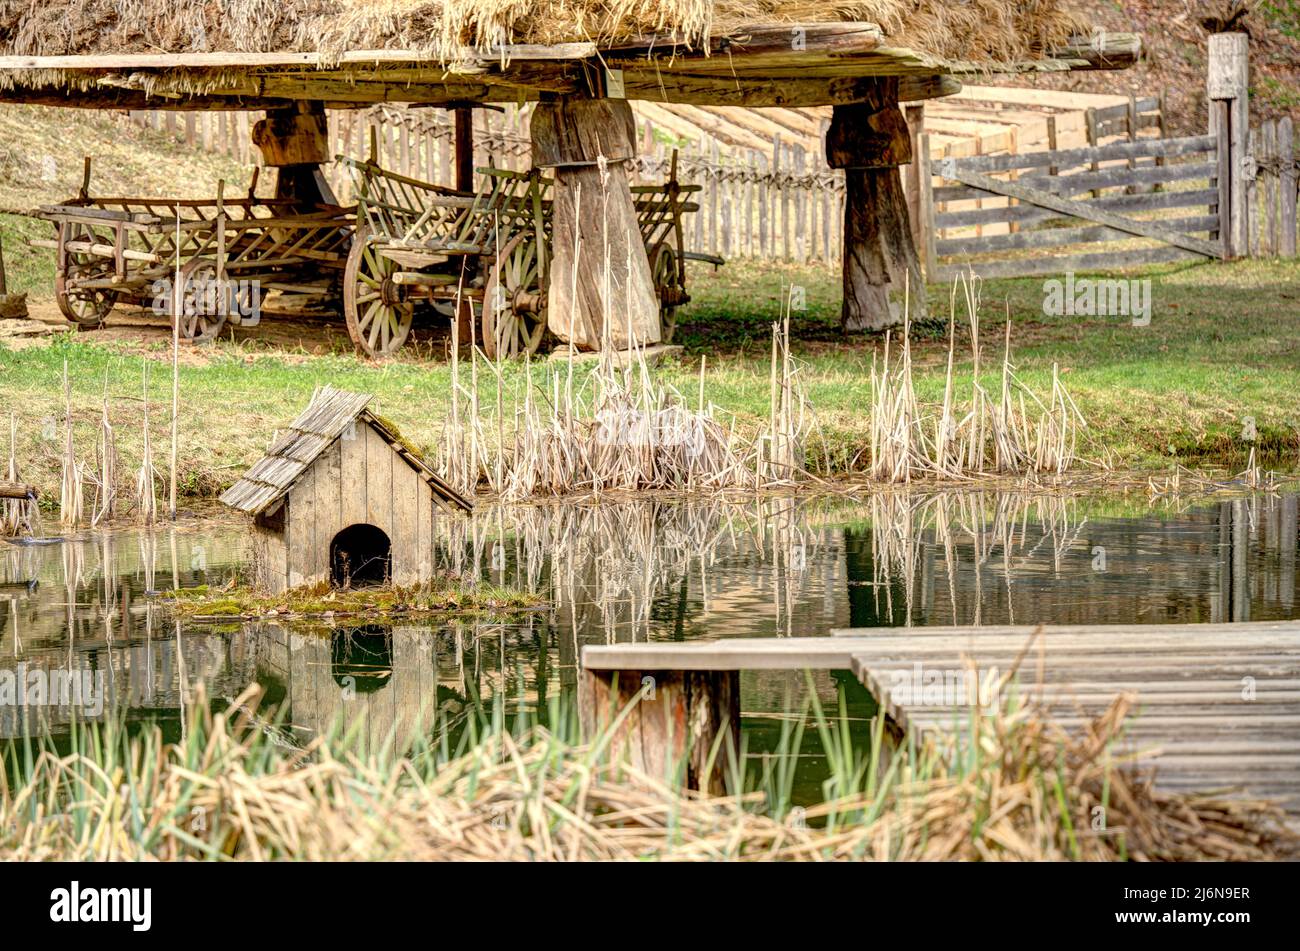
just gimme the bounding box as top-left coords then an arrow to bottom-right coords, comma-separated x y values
0,674 -> 1293,861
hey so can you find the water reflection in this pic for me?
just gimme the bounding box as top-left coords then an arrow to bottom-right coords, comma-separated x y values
0,491 -> 1296,748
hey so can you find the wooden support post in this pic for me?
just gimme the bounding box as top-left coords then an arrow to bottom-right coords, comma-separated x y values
453,106 -> 474,192
579,667 -> 740,794
252,101 -> 338,211
531,98 -> 660,351
827,81 -> 926,331
917,132 -> 938,283
1208,32 -> 1250,258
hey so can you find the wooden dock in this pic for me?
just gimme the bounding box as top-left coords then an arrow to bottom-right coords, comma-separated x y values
582,621 -> 1300,812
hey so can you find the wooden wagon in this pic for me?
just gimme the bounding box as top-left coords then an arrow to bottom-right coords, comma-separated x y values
31,161 -> 352,342
341,150 -> 711,359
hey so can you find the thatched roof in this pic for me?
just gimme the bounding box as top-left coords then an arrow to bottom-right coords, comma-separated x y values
0,2 -> 1138,109
220,385 -> 471,516
0,1 -> 1087,65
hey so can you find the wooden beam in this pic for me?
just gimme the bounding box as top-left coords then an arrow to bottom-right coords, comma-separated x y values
0,44 -> 598,71
899,74 -> 961,102
0,481 -> 37,501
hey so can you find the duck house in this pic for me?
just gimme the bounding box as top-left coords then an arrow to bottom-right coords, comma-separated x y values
220,386 -> 471,593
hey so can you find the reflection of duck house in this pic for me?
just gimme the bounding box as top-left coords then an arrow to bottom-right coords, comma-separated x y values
220,386 -> 471,593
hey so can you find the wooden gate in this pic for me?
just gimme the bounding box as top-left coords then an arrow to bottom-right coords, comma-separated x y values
920,131 -> 1228,282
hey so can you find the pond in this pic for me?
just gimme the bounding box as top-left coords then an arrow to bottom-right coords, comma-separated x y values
2,489 -> 1297,801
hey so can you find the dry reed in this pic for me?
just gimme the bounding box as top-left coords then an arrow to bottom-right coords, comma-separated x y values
135,362 -> 159,525
1,412 -> 39,537
58,359 -> 85,527
866,272 -> 1087,483
0,677 -> 1292,862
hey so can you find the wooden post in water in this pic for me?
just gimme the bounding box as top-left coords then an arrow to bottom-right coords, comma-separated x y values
1207,32 -> 1250,258
827,79 -> 926,331
579,667 -> 739,794
530,97 -> 660,351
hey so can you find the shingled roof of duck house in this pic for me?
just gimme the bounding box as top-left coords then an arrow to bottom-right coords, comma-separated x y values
221,385 -> 470,593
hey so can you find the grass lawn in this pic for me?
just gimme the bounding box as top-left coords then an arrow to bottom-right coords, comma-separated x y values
0,242 -> 1297,506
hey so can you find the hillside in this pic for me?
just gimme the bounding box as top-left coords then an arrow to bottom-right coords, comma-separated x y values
1028,0 -> 1299,135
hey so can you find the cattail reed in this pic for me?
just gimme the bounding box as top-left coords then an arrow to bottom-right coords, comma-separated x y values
91,371 -> 117,527
136,362 -> 158,524
58,360 -> 85,528
868,271 -> 1087,483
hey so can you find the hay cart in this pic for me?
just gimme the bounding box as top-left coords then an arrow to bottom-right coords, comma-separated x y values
32,163 -> 353,341
341,152 -> 710,359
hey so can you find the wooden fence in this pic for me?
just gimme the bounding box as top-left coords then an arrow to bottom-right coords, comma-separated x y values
924,133 -> 1225,281
1246,117 -> 1298,258
128,106 -> 847,268
123,90 -> 1300,278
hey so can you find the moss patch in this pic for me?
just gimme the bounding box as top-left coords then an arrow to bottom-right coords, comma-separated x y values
160,577 -> 541,622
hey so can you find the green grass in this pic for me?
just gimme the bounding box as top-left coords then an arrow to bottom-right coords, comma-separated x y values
0,253 -> 1297,506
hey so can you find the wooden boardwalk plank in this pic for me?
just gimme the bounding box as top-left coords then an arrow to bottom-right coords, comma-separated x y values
582,620 -> 1300,811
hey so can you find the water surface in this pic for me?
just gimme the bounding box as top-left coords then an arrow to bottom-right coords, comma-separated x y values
2,490 -> 1296,793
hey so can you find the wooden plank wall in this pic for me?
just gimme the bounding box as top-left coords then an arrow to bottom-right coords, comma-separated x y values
283,428 -> 432,589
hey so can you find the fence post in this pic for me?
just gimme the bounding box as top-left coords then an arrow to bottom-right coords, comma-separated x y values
917,131 -> 937,282
1207,32 -> 1250,258
1264,120 -> 1277,255
1280,116 -> 1297,257
1085,107 -> 1100,198
904,104 -> 925,265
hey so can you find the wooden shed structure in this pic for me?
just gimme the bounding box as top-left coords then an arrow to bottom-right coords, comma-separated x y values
220,386 -> 471,593
0,3 -> 1139,337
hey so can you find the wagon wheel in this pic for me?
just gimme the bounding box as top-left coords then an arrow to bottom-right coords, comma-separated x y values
481,233 -> 547,360
344,226 -> 415,358
649,242 -> 684,344
170,258 -> 231,343
55,228 -> 117,330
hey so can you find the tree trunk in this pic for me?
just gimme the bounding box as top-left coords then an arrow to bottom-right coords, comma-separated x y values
532,98 -> 660,351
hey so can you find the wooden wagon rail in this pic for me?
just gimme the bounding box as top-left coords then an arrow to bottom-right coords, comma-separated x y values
340,149 -> 708,359
583,621 -> 1300,813
30,160 -> 354,341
